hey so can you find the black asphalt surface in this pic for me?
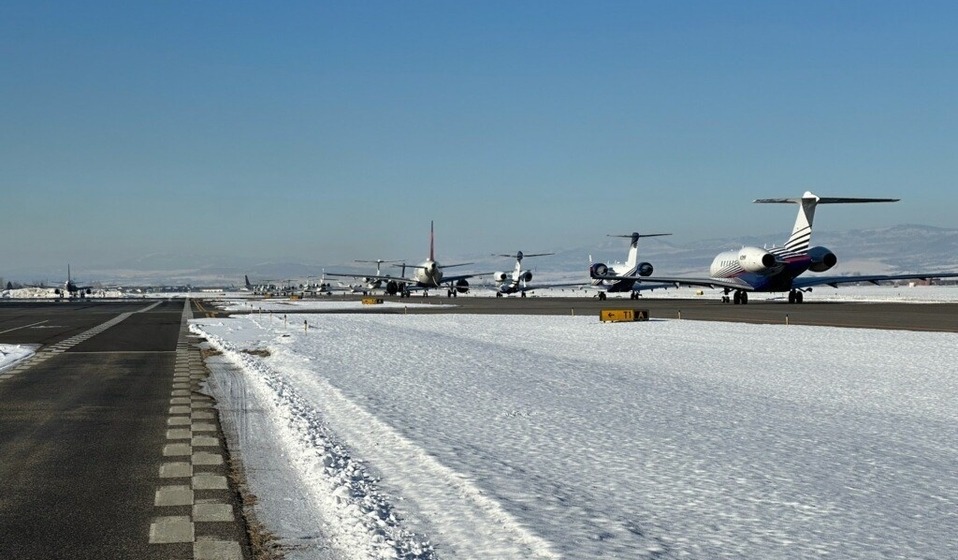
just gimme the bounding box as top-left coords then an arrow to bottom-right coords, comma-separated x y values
0,299 -> 249,560
221,293 -> 958,333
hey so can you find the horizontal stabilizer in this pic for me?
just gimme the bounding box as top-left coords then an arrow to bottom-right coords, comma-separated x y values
754,191 -> 899,204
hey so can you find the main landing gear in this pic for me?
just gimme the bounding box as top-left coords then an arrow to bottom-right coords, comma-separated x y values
788,289 -> 804,304
722,290 -> 749,304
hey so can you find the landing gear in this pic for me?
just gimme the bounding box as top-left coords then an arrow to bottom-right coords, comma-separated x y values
496,292 -> 503,298
629,292 -> 640,300
730,290 -> 749,304
788,289 -> 804,304
598,292 -> 607,301
520,291 -> 526,298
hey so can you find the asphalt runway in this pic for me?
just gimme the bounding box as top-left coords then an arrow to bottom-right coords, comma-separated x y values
215,294 -> 958,333
0,300 -> 251,560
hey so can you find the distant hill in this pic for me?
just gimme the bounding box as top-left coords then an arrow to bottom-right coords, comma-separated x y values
5,225 -> 956,286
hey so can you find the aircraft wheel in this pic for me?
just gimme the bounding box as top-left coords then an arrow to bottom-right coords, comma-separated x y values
788,291 -> 796,304
796,291 -> 804,303
598,292 -> 607,301
741,291 -> 748,304
496,292 -> 502,298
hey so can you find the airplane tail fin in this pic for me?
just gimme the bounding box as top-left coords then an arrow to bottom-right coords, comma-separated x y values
244,275 -> 252,290
754,191 -> 898,253
607,233 -> 671,270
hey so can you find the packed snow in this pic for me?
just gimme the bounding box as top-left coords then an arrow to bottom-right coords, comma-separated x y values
190,297 -> 958,560
0,344 -> 36,372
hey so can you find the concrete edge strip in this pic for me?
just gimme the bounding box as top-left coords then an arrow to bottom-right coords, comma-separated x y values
150,298 -> 243,559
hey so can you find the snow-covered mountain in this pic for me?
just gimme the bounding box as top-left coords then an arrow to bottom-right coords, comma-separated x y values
4,225 -> 956,286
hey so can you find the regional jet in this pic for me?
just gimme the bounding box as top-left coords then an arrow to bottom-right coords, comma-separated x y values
326,222 -> 483,297
590,192 -> 958,303
491,251 -> 583,297
589,233 -> 672,300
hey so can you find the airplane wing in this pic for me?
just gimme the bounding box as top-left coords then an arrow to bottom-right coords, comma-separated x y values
440,271 -> 488,285
591,273 -> 754,291
593,272 -> 958,291
792,272 -> 958,289
324,272 -> 411,284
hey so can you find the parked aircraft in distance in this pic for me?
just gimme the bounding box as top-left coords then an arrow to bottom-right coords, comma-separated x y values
343,259 -> 403,295
591,192 -> 958,303
491,251 -> 561,297
326,221 -> 483,297
55,265 -> 92,299
589,233 -> 672,300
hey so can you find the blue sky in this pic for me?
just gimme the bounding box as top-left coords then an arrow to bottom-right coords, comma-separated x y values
3,1 -> 956,274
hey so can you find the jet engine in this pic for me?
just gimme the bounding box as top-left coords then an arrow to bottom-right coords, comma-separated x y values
493,272 -> 509,282
637,262 -> 653,276
385,281 -> 401,295
454,279 -> 470,293
738,247 -> 781,274
807,246 -> 837,272
519,271 -> 533,283
590,263 -> 609,278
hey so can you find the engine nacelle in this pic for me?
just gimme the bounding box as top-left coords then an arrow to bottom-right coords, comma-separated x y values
807,246 -> 837,272
454,279 -> 469,293
738,247 -> 781,274
590,263 -> 609,278
385,281 -> 400,295
493,272 -> 509,282
637,262 -> 653,277
519,271 -> 533,283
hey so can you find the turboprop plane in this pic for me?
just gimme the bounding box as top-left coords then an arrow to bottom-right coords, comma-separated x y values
326,221 -> 482,297
590,192 -> 958,303
589,233 -> 672,300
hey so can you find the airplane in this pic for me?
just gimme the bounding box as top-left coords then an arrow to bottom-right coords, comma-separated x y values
590,191 -> 958,304
343,259 -> 403,295
326,221 -> 482,297
54,265 -> 92,299
491,251 -> 577,297
243,275 -> 278,294
589,233 -> 673,300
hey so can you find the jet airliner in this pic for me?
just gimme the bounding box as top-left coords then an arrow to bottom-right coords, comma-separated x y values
327,222 -> 483,297
590,192 -> 958,303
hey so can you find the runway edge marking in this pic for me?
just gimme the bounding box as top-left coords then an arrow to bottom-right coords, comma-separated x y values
149,299 -> 246,560
0,301 -> 161,383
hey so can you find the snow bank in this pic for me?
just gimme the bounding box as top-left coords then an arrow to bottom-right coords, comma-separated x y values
192,313 -> 958,559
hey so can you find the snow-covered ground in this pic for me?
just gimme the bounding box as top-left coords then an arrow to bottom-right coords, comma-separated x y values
191,297 -> 958,559
1,287 -> 128,299
0,344 -> 37,372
